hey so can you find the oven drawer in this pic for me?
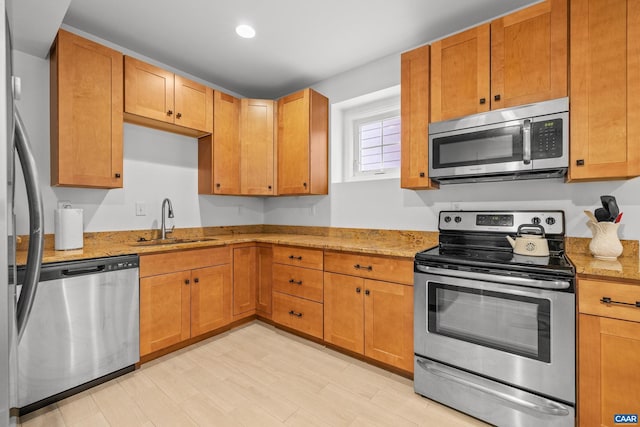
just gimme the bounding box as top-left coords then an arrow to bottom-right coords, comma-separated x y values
272,292 -> 323,339
578,278 -> 640,323
324,251 -> 413,285
272,245 -> 324,270
272,264 -> 323,303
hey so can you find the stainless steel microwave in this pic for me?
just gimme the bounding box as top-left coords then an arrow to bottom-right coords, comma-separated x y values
428,97 -> 569,184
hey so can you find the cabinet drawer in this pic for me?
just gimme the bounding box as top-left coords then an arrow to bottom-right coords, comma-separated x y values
579,279 -> 640,323
140,247 -> 231,277
273,264 -> 323,303
272,292 -> 323,339
272,245 -> 323,270
324,251 -> 413,285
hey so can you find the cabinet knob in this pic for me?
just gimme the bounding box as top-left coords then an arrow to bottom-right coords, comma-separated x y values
194,278 -> 199,283
216,183 -> 221,188
115,173 -> 121,178
494,94 -> 501,101
479,98 -> 486,104
303,182 -> 307,188
176,112 -> 182,119
185,279 -> 190,285
365,290 -> 370,296
419,172 -> 425,178
268,185 -> 272,190
167,110 -> 173,116
576,159 -> 585,166
356,287 -> 361,294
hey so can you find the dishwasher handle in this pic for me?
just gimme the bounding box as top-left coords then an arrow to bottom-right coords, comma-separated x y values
62,265 -> 106,276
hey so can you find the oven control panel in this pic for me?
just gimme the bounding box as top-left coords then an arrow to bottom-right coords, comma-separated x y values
439,211 -> 565,234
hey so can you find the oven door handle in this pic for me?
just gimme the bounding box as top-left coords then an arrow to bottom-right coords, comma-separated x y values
416,359 -> 571,417
415,265 -> 570,290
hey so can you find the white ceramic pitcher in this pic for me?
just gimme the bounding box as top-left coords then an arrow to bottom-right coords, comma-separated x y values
588,221 -> 623,260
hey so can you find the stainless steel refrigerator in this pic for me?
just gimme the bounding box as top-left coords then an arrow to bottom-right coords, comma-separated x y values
1,2 -> 45,426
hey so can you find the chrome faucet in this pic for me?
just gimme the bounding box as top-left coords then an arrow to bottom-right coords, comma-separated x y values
161,198 -> 174,240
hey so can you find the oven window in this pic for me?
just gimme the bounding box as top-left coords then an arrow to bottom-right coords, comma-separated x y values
432,124 -> 523,169
428,283 -> 550,362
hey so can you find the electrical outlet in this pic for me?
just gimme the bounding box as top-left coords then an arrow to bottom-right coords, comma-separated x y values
135,201 -> 146,216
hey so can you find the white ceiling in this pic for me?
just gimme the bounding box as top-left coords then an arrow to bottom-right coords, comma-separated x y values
15,0 -> 541,99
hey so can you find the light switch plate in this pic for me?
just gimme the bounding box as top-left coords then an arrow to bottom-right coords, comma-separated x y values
135,201 -> 146,216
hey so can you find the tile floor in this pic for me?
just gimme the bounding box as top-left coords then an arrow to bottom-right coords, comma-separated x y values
19,321 -> 489,426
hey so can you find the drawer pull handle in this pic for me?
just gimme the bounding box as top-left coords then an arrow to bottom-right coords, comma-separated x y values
288,310 -> 303,318
354,264 -> 373,271
289,255 -> 303,260
356,287 -> 361,293
289,279 -> 303,285
600,297 -> 640,308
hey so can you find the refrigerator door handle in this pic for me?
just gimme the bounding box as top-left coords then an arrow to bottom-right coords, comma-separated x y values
14,108 -> 44,342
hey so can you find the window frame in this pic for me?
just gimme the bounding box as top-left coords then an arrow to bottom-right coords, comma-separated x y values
352,110 -> 401,178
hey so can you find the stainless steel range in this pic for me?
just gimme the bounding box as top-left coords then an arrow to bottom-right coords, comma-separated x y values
413,211 -> 575,427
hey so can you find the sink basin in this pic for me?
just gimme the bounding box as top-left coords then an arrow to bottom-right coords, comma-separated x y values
129,237 -> 218,246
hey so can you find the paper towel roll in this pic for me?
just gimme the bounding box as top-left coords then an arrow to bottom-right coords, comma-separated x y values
54,208 -> 84,250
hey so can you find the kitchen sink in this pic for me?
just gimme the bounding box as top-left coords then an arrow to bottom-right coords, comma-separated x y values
129,237 -> 218,246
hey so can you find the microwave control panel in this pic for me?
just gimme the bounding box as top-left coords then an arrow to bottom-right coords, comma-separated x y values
531,119 -> 563,159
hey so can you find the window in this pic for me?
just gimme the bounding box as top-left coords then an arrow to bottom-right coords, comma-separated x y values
354,113 -> 401,175
331,85 -> 400,183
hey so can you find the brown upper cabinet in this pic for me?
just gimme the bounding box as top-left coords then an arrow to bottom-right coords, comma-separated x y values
568,0 -> 640,181
124,56 -> 213,136
198,92 -> 241,195
431,0 -> 567,122
240,99 -> 276,195
198,95 -> 276,195
50,29 -> 124,188
277,88 -> 329,195
400,44 -> 438,190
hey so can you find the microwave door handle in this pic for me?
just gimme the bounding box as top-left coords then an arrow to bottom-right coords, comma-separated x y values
523,119 -> 531,165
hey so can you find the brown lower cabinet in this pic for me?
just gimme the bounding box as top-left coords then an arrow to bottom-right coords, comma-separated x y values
323,272 -> 414,372
233,244 -> 273,319
578,278 -> 640,426
139,247 -> 232,357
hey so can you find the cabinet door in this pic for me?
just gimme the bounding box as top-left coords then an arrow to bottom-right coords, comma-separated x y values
174,75 -> 213,133
569,0 -> 640,181
491,0 -> 567,109
140,271 -> 191,356
213,91 -> 241,194
278,89 -> 310,194
51,29 -> 123,188
323,273 -> 364,353
431,24 -> 490,122
256,245 -> 273,316
579,314 -> 640,427
400,45 -> 437,190
233,246 -> 257,316
364,280 -> 413,372
191,265 -> 232,336
124,56 -> 174,124
240,99 -> 275,195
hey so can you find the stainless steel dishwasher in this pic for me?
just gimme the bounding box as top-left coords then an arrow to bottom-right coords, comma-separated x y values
17,255 -> 139,414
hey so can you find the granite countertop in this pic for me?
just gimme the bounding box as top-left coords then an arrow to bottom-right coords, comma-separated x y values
16,226 -> 438,266
16,226 -> 640,283
566,237 -> 640,283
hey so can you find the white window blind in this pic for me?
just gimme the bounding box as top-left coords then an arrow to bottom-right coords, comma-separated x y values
355,113 -> 401,175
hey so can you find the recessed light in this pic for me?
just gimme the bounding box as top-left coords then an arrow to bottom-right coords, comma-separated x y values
235,24 -> 256,39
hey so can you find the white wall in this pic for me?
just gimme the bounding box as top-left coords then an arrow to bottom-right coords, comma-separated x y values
264,53 -> 640,240
13,29 -> 640,240
13,50 -> 263,235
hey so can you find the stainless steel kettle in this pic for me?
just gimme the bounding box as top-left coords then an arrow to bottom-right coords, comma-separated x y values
506,224 -> 550,257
